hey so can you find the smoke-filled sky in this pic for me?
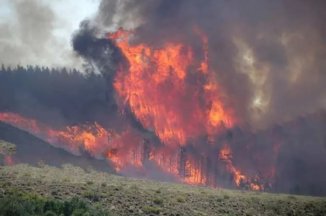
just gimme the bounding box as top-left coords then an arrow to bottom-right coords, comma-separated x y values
0,0 -> 99,69
0,0 -> 325,129
75,0 -> 326,129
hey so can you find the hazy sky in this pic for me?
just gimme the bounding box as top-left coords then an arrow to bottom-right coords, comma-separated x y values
0,0 -> 100,69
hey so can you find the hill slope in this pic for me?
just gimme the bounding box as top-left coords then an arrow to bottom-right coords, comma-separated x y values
0,121 -> 113,172
0,164 -> 325,216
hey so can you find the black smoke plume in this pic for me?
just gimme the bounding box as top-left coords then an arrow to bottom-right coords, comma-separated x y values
72,21 -> 154,134
92,0 -> 326,129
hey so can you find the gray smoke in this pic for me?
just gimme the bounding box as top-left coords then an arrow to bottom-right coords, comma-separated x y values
92,0 -> 326,129
0,0 -> 82,68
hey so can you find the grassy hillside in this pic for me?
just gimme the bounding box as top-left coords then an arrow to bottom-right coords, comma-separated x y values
0,164 -> 325,216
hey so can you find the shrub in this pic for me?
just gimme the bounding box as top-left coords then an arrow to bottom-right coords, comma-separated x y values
44,210 -> 57,216
176,196 -> 185,203
82,190 -> 101,202
0,191 -> 108,216
86,181 -> 94,185
153,198 -> 163,205
143,206 -> 161,214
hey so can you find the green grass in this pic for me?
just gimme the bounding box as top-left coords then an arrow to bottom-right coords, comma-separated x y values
0,163 -> 326,216
0,189 -> 107,216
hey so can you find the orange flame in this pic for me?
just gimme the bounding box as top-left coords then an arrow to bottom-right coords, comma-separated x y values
0,112 -> 109,156
109,28 -> 235,147
0,29 -> 272,189
219,145 -> 262,190
0,112 -> 209,185
184,158 -> 206,185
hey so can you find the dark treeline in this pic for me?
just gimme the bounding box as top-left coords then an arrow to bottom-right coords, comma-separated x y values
0,65 -> 118,128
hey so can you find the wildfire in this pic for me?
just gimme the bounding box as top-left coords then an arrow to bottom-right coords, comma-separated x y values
0,112 -> 110,156
0,112 -> 208,184
105,130 -> 144,171
149,147 -> 180,176
0,28 -> 270,190
184,158 -> 206,185
219,145 -> 262,190
109,28 -> 235,146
